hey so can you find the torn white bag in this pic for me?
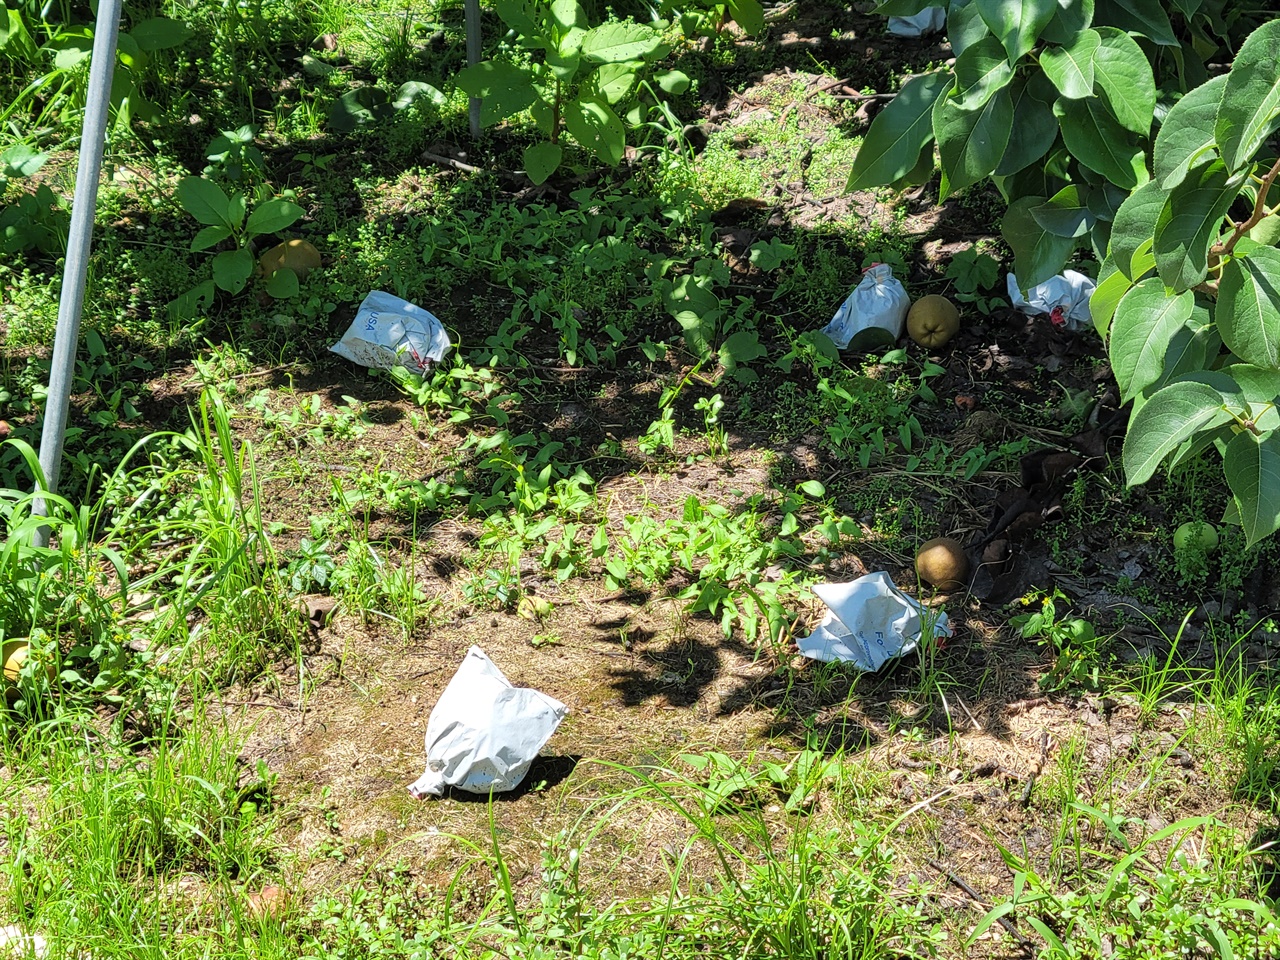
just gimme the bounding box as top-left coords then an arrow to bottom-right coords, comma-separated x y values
408,646 -> 567,798
796,571 -> 951,672
1006,271 -> 1096,332
887,8 -> 945,37
331,290 -> 452,372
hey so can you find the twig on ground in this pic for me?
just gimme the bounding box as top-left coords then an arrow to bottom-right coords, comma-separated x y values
926,859 -> 1032,947
1020,729 -> 1051,806
422,150 -> 483,174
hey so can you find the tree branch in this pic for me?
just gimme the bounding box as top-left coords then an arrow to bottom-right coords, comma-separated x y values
1211,155 -> 1280,264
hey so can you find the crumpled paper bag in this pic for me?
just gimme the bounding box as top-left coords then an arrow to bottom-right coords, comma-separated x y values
408,646 -> 567,798
821,264 -> 910,351
331,290 -> 452,372
796,571 -> 952,671
1006,271 -> 1096,332
888,7 -> 945,37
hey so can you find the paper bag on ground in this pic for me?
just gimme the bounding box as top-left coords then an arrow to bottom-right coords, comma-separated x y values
821,264 -> 910,351
796,571 -> 951,671
1006,271 -> 1095,332
331,290 -> 452,372
408,646 -> 567,798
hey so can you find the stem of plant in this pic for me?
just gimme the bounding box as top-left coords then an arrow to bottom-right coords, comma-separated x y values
1211,155 -> 1280,264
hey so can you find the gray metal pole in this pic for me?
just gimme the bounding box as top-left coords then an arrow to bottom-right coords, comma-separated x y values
464,0 -> 481,138
32,0 -> 124,546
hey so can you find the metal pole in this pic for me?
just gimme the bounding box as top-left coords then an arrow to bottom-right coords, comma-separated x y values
32,0 -> 123,547
464,0 -> 481,138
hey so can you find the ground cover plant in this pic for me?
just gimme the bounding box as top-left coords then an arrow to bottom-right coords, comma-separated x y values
2,0 -> 1280,957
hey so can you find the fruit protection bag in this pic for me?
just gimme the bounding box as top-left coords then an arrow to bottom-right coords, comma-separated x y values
821,264 -> 910,351
331,291 -> 452,372
408,647 -> 567,798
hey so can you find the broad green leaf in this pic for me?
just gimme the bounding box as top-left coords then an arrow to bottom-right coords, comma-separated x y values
934,86 -> 1013,198
455,61 -> 538,126
1055,96 -> 1147,188
1090,256 -> 1130,340
1218,247 -> 1280,369
995,73 -> 1058,175
245,199 -> 304,237
1094,0 -> 1175,46
1032,184 -> 1095,238
1150,321 -> 1220,394
129,17 -> 192,51
0,145 -> 48,178
954,36 -> 1014,110
726,0 -> 766,35
51,28 -> 93,69
1122,380 -> 1232,484
190,224 -> 231,252
847,72 -> 951,191
654,69 -> 691,94
1224,363 -> 1280,406
1092,27 -> 1155,134
523,142 -> 563,185
1215,20 -> 1280,173
176,176 -> 233,228
1109,278 -> 1194,400
1224,431 -> 1280,545
1087,180 -> 1128,222
1110,179 -> 1166,279
748,238 -> 796,270
976,0 -> 1057,64
1002,194 -> 1077,288
549,0 -> 586,30
720,329 -> 766,370
580,22 -> 662,62
563,99 -> 626,165
947,0 -> 990,56
264,267 -> 300,299
0,9 -> 38,60
1041,0 -> 1094,44
1041,29 -> 1098,99
1152,160 -> 1244,291
393,81 -> 446,110
591,62 -> 637,104
211,248 -> 255,294
492,0 -> 541,37
1154,75 -> 1226,190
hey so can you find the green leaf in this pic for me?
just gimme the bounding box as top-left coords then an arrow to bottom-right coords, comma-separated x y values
953,36 -> 1014,110
563,99 -> 626,165
748,238 -> 796,270
1002,194 -> 1077,288
1041,0 -> 1094,44
327,86 -> 392,132
1109,278 -> 1194,400
591,62 -> 637,104
720,329 -> 766,370
129,16 -> 192,51
523,142 -> 563,185
1032,184 -> 1095,238
799,480 -> 826,497
1041,28 -> 1098,99
580,22 -> 662,62
1054,96 -> 1147,188
726,0 -> 766,35
212,248 -> 255,294
1090,256 -> 1130,340
549,0 -> 586,30
1110,179 -> 1166,280
492,0 -> 541,37
976,0 -> 1057,63
1090,26 -> 1155,134
264,267 -> 300,299
1215,20 -> 1280,173
190,225 -> 231,252
934,86 -> 1013,198
0,145 -> 48,179
947,0 -> 990,56
393,81 -> 446,110
1154,75 -> 1226,190
1218,247 -> 1280,369
455,61 -> 538,126
1094,0 -> 1175,46
847,72 -> 951,191
176,176 -> 234,228
245,199 -> 304,237
1153,160 -> 1244,292
654,69 -> 691,94
995,73 -> 1058,175
1224,363 -> 1280,406
1123,380 -> 1232,484
1224,431 -> 1280,546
